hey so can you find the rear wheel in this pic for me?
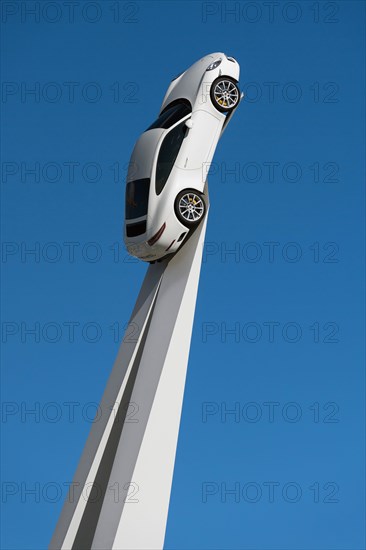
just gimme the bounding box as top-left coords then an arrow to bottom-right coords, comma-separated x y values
174,189 -> 206,228
210,76 -> 240,113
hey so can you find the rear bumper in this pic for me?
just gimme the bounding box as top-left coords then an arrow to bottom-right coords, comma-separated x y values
125,214 -> 187,262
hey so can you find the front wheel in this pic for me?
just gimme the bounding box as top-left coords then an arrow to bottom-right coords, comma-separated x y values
174,189 -> 206,228
210,76 -> 240,113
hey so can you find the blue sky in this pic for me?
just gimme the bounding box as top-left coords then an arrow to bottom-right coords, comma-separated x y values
1,1 -> 365,548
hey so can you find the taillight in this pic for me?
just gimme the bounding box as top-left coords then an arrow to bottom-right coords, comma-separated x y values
147,223 -> 166,246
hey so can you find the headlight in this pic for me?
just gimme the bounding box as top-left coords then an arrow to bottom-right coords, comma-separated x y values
206,59 -> 221,71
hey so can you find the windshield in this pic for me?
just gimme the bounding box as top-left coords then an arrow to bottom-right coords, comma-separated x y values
147,102 -> 191,131
125,178 -> 150,220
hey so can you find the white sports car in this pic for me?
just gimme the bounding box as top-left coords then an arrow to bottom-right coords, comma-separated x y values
124,52 -> 242,262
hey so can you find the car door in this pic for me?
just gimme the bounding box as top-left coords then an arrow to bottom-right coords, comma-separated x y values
176,110 -> 222,170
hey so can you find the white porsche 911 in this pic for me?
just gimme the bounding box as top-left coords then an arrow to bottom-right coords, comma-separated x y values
124,52 -> 242,262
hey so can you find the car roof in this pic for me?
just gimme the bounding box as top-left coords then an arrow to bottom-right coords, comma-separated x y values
126,129 -> 164,183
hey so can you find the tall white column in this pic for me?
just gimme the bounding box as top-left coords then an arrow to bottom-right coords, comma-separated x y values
50,208 -> 208,550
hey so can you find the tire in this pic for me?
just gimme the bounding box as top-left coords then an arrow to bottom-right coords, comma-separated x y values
210,76 -> 240,113
174,189 -> 206,228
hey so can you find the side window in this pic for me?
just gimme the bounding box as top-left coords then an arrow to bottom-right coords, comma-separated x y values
155,120 -> 187,195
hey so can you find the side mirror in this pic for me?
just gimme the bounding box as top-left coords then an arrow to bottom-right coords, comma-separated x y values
185,119 -> 193,129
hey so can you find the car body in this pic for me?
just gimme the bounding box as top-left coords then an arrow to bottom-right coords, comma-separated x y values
124,52 -> 242,262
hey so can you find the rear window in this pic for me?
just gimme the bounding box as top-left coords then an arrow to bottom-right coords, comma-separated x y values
125,178 -> 150,220
147,102 -> 191,131
126,220 -> 146,237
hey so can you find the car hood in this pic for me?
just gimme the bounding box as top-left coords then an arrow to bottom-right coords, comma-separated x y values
126,128 -> 164,182
160,52 -> 225,112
